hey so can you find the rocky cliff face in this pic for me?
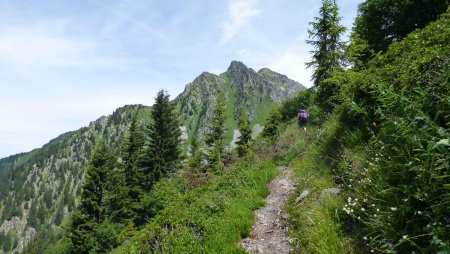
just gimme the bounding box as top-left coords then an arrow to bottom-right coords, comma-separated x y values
0,61 -> 304,253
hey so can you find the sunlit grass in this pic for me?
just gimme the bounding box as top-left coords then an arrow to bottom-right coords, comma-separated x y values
284,119 -> 355,253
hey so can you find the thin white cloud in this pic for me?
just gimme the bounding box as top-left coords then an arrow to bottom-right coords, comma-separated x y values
87,0 -> 167,42
0,28 -> 91,66
0,20 -> 141,69
220,0 -> 261,44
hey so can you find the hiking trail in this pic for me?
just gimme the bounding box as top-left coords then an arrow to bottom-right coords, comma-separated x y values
241,165 -> 295,253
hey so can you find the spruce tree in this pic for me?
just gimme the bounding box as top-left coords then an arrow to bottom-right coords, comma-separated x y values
204,94 -> 227,169
306,0 -> 346,87
262,109 -> 282,140
118,113 -> 145,222
142,90 -> 181,190
306,0 -> 346,112
236,110 -> 252,157
70,140 -> 117,253
54,203 -> 64,226
79,140 -> 117,222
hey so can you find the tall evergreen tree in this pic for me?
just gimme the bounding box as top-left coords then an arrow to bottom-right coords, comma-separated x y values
236,110 -> 252,157
118,113 -> 145,222
80,140 -> 117,222
142,90 -> 181,190
69,140 -> 117,253
306,0 -> 346,88
306,0 -> 346,112
204,94 -> 227,169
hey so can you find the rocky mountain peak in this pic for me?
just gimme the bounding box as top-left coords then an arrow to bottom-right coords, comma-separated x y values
227,60 -> 257,77
227,60 -> 249,72
226,60 -> 258,89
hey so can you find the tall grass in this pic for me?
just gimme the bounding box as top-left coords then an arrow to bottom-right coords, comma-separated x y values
285,118 -> 355,253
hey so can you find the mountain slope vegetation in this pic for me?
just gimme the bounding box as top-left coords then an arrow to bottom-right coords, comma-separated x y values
0,62 -> 303,253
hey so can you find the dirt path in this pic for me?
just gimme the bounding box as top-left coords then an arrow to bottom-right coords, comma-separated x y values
241,166 -> 295,253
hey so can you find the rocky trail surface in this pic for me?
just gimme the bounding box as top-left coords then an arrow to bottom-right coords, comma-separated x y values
242,165 -> 296,253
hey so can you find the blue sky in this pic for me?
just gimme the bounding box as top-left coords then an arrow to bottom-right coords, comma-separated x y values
0,0 -> 361,158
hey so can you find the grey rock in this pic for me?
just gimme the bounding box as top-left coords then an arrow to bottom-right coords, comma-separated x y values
180,126 -> 188,140
320,188 -> 342,199
252,124 -> 264,139
277,166 -> 289,171
295,189 -> 310,203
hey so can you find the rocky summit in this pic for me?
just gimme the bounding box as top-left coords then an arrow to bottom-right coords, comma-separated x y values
176,61 -> 304,144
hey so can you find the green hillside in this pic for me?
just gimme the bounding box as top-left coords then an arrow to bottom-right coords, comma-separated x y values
0,62 -> 303,253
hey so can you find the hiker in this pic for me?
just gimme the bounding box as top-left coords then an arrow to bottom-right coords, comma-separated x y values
297,108 -> 309,131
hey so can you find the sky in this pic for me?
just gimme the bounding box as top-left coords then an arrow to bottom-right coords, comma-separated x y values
0,0 -> 361,159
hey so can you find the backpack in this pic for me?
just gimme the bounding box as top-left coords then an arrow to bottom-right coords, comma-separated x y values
298,109 -> 308,120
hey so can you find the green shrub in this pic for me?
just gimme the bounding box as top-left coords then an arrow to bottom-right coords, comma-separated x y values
125,160 -> 277,253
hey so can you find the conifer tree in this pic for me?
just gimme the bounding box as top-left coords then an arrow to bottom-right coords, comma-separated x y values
236,110 -> 252,157
204,94 -> 227,169
188,136 -> 202,168
142,90 -> 181,190
262,109 -> 282,140
306,0 -> 346,88
80,140 -> 117,222
118,113 -> 145,221
54,203 -> 64,226
70,140 -> 117,253
28,201 -> 38,228
2,232 -> 12,252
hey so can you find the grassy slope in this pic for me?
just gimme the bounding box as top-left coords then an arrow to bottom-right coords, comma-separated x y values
281,120 -> 355,253
113,157 -> 278,253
